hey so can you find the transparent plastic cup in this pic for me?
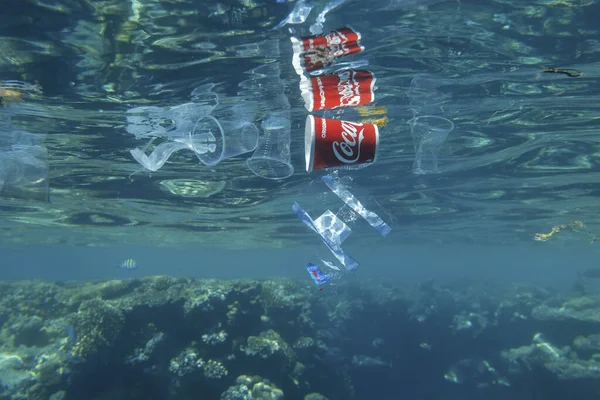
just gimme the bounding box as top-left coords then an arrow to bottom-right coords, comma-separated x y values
193,115 -> 259,167
408,115 -> 454,174
243,63 -> 281,78
237,76 -> 286,98
230,39 -> 280,58
130,131 -> 216,172
408,74 -> 451,117
246,110 -> 294,180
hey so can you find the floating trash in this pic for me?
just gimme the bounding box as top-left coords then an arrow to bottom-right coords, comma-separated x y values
534,220 -> 595,242
299,69 -> 376,112
306,263 -> 337,285
408,115 -> 454,175
273,0 -> 313,30
304,116 -> 379,172
130,131 -> 217,172
293,174 -> 393,277
193,115 -> 259,167
309,0 -> 350,35
291,26 -> 364,76
0,107 -> 48,201
247,110 -> 294,180
158,179 -> 226,198
407,74 -> 451,117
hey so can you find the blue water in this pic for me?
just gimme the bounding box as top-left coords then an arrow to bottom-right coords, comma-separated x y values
0,243 -> 593,291
1,0 -> 600,399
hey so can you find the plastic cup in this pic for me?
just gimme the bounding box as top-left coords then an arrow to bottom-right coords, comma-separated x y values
0,145 -> 48,201
237,76 -> 286,98
290,26 -> 364,76
243,63 -> 281,78
408,115 -> 454,174
126,103 -> 215,140
190,83 -> 219,110
407,74 -> 451,117
305,115 -> 379,172
246,110 -> 294,180
231,39 -> 280,58
192,115 -> 258,167
299,69 -> 376,112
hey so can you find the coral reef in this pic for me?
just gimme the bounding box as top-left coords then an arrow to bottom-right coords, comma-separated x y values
0,277 -> 599,399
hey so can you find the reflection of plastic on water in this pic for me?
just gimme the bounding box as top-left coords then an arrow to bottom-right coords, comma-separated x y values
0,94 -> 49,201
407,74 -> 455,174
244,62 -> 295,180
409,115 -> 454,175
309,0 -> 350,35
231,40 -> 281,58
127,83 -> 261,172
273,0 -> 312,29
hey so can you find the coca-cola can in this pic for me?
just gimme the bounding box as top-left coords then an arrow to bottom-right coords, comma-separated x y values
305,115 -> 379,173
291,27 -> 364,75
299,70 -> 376,112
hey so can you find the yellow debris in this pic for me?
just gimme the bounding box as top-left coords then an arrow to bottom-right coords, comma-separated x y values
534,220 -> 594,242
356,105 -> 388,117
362,116 -> 389,128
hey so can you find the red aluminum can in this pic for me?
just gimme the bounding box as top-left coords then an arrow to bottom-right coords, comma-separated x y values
291,27 -> 364,75
299,70 -> 376,112
305,115 -> 379,172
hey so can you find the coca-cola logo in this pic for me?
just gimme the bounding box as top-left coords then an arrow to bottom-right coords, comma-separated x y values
325,31 -> 344,46
326,31 -> 351,58
332,121 -> 365,164
337,70 -> 361,107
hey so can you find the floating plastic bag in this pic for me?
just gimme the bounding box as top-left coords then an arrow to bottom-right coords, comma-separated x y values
293,174 -> 393,277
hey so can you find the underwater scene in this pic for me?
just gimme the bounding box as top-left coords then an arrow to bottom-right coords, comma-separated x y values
1,0 -> 600,399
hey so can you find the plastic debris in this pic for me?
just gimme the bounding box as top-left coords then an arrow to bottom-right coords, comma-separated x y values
130,131 -> 216,172
273,0 -> 312,29
293,174 -> 394,278
321,175 -> 391,237
304,116 -> 379,172
290,26 -> 364,76
306,263 -> 330,285
244,62 -> 294,180
299,69 -> 376,112
0,104 -> 49,201
534,220 -> 596,243
309,0 -> 349,35
294,202 -> 359,271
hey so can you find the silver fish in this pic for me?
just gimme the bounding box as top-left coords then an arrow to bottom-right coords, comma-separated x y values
352,355 -> 392,368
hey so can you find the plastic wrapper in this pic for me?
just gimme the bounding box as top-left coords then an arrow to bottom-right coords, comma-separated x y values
293,174 -> 394,275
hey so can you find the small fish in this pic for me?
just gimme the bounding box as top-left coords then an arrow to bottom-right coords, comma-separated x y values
119,259 -> 137,270
352,355 -> 392,368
